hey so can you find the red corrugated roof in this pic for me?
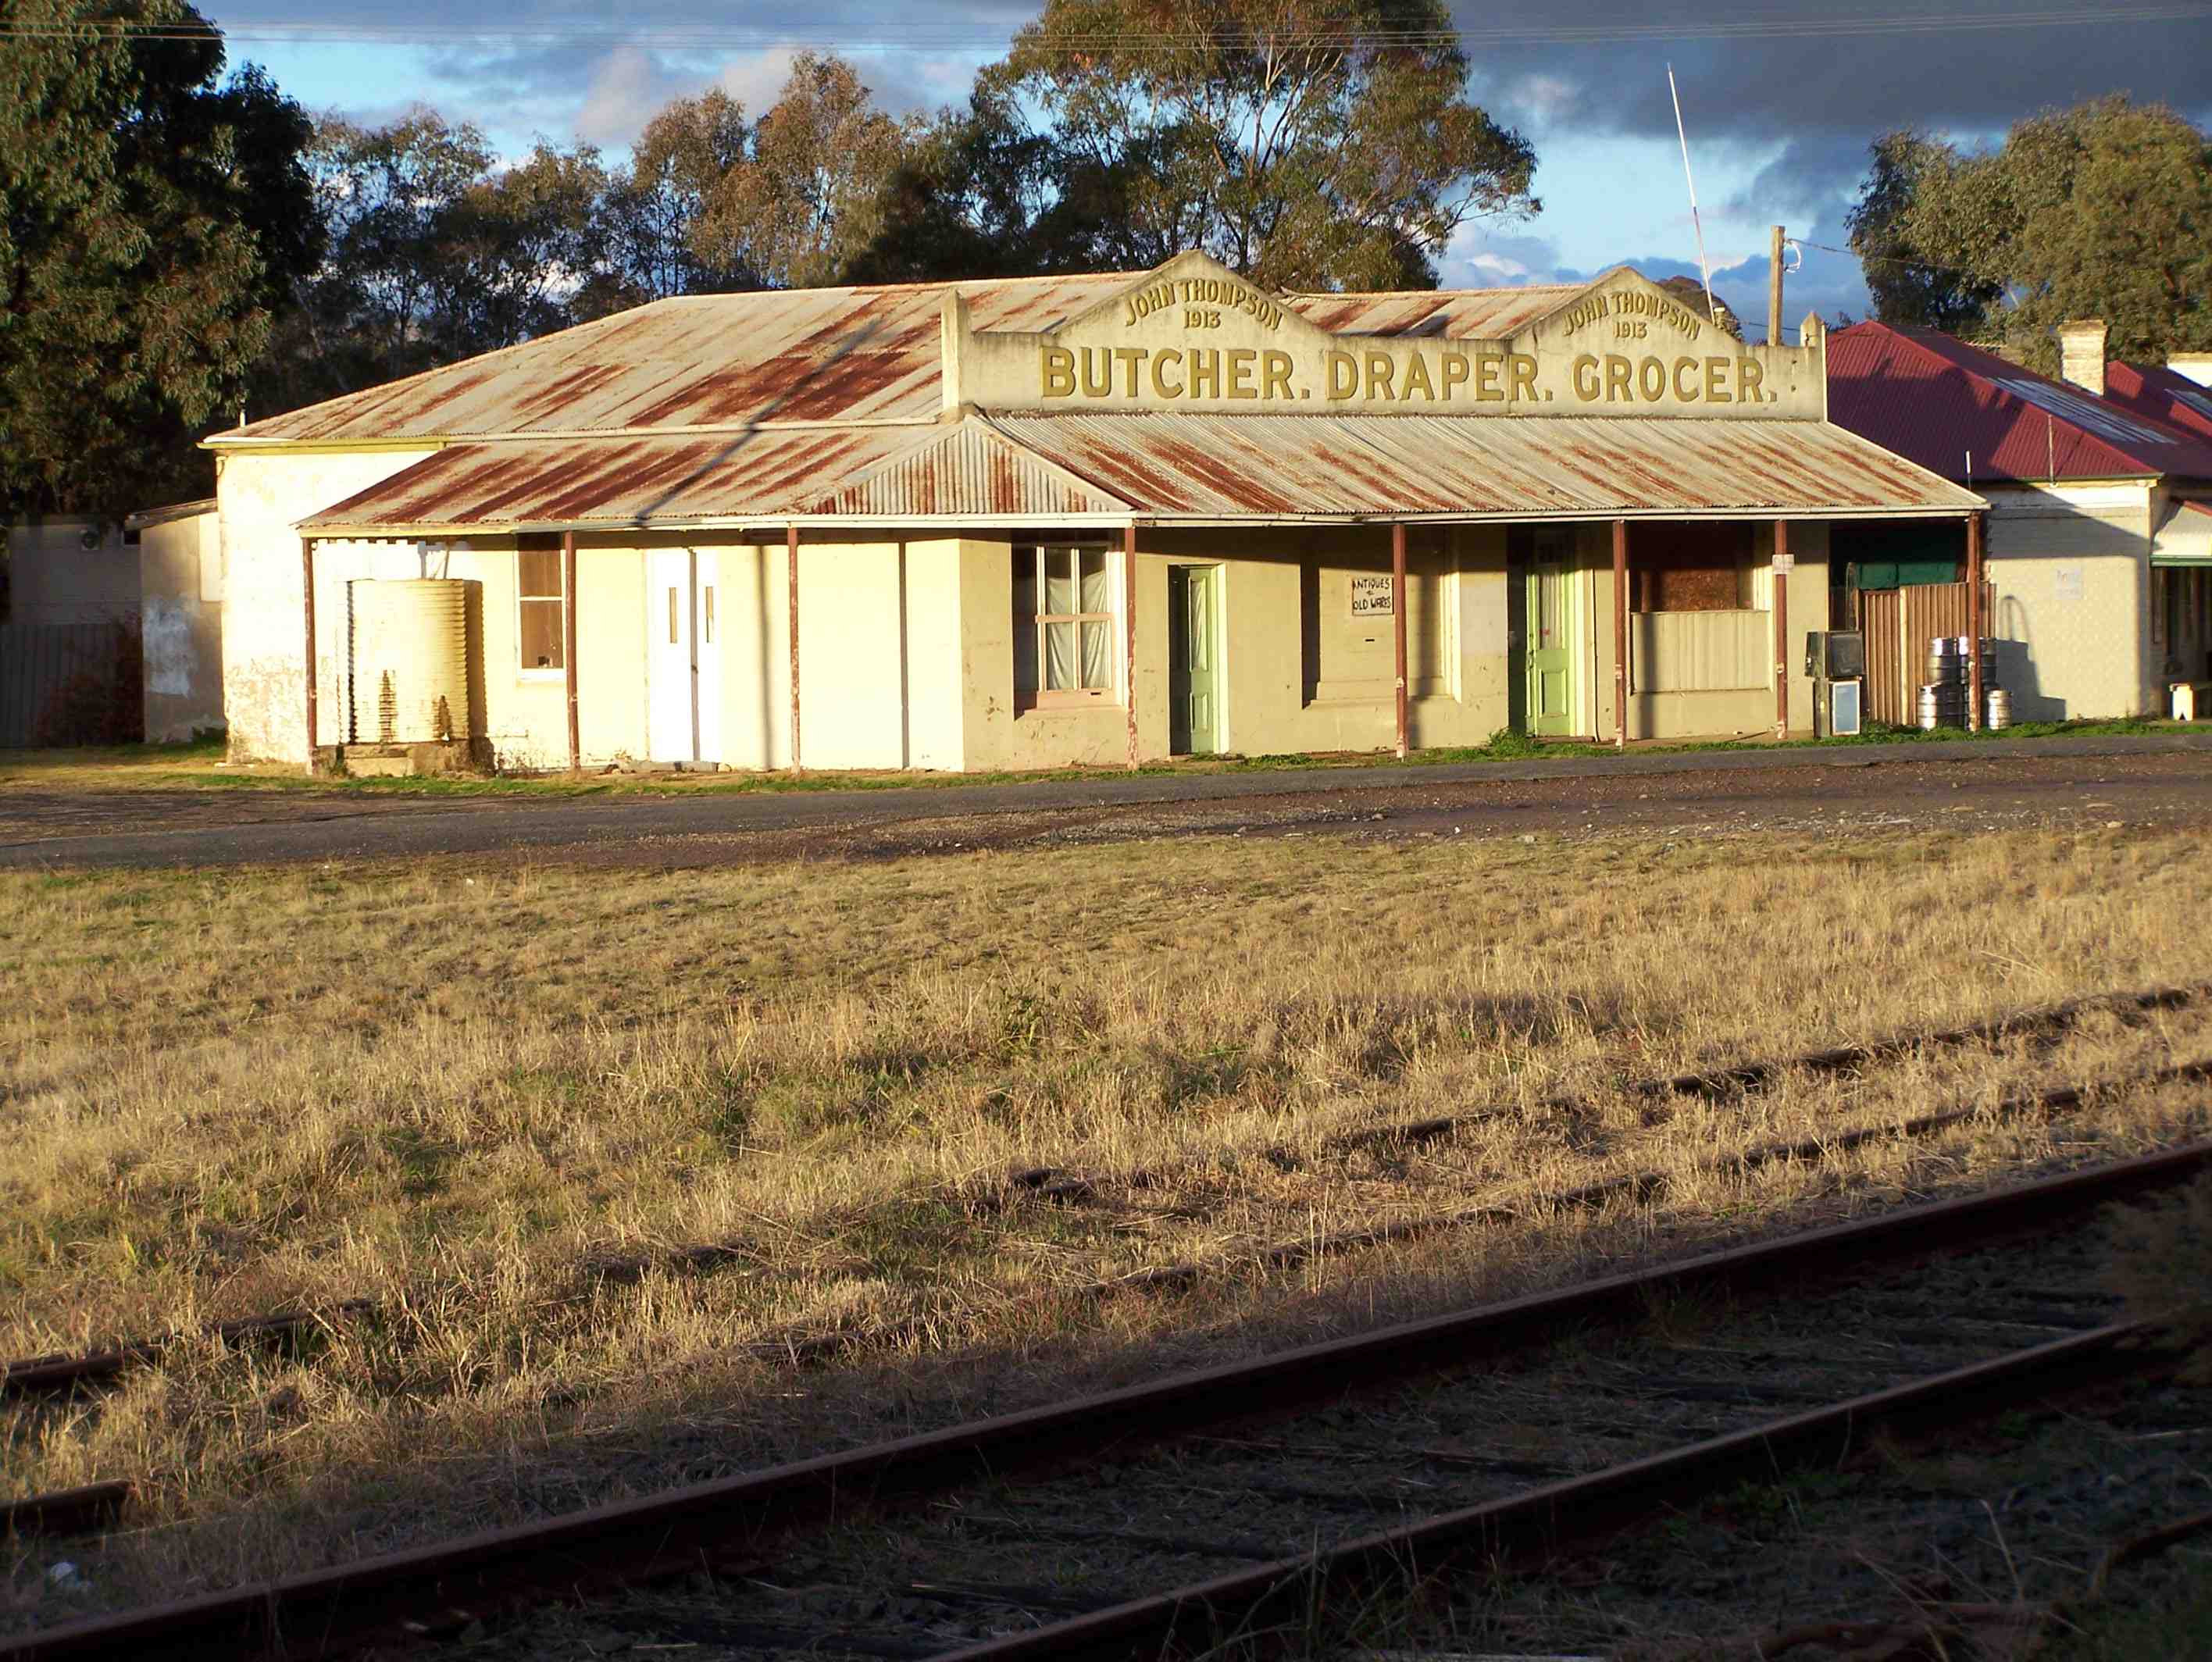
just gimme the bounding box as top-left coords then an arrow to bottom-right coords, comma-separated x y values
1825,322 -> 2212,485
2106,362 -> 2212,448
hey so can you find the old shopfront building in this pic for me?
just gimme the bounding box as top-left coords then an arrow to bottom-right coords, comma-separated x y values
209,251 -> 1980,773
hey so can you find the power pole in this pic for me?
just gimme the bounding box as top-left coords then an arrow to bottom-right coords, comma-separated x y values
1768,226 -> 1785,345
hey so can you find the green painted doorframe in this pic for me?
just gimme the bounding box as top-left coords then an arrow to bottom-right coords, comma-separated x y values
1168,563 -> 1222,755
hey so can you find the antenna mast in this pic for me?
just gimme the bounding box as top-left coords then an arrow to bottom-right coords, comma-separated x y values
1667,64 -> 1716,324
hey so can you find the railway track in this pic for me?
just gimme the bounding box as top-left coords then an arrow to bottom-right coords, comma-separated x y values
4,1140 -> 2204,1662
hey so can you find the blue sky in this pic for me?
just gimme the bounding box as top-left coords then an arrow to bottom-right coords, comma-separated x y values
202,1 -> 2212,342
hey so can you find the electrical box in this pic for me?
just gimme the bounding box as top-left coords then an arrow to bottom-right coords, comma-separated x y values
1803,630 -> 1865,680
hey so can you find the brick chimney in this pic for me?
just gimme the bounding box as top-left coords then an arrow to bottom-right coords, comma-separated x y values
2059,319 -> 2107,398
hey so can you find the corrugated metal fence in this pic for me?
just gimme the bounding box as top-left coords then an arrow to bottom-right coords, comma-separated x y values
1857,581 -> 1993,727
0,622 -> 141,747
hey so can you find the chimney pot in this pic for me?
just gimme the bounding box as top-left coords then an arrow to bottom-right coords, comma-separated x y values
2059,319 -> 2107,398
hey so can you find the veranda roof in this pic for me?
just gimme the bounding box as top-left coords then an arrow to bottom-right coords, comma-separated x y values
299,408 -> 1982,537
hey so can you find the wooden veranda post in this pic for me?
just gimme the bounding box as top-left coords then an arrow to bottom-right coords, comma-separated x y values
1612,519 -> 1629,749
1124,522 -> 1139,770
1392,522 -> 1409,759
562,531 -> 580,772
1774,518 -> 1791,740
301,538 -> 317,776
787,524 -> 802,773
1967,512 -> 1985,731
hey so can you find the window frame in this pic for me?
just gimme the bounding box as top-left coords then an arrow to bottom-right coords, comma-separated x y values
1013,541 -> 1122,711
516,542 -> 568,679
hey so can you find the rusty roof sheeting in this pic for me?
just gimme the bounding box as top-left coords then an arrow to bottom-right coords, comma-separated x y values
295,420 -> 1131,534
302,411 -> 1981,535
225,270 -> 1582,446
234,274 -> 1138,445
1281,285 -> 1578,340
986,412 -> 1984,519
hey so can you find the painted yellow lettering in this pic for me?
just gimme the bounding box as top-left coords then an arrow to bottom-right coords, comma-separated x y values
1638,356 -> 1666,401
1042,347 -> 1076,398
1572,354 -> 1600,400
1114,347 -> 1145,397
1189,349 -> 1221,399
1476,355 -> 1504,401
1365,351 -> 1396,401
1510,354 -> 1538,402
1604,355 -> 1632,403
1325,350 -> 1360,400
1672,355 -> 1699,400
1261,349 -> 1293,401
1226,348 -> 1258,399
1153,348 -> 1184,398
1079,347 -> 1111,398
1441,354 -> 1470,398
1401,352 -> 1436,401
1704,358 -> 1732,403
1739,358 -> 1765,401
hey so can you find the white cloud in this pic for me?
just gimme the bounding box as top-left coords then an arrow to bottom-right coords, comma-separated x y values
576,48 -> 697,148
717,46 -> 805,112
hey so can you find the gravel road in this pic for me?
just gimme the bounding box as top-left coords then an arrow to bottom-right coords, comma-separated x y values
2,738 -> 2210,870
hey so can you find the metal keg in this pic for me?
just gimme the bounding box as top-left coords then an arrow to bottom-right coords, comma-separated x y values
1918,684 -> 1968,730
1984,687 -> 2011,730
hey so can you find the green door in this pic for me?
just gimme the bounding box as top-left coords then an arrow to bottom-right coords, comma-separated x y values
1526,562 -> 1578,736
1168,565 -> 1222,754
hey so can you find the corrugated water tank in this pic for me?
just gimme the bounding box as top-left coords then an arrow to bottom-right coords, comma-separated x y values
349,580 -> 472,744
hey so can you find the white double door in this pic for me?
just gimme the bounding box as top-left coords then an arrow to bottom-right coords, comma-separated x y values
648,548 -> 722,765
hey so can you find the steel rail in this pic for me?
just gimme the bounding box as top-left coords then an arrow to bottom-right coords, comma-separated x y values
5,1140 -> 2207,1661
933,1321 -> 2174,1662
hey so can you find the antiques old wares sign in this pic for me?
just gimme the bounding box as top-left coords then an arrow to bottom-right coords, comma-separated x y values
950,253 -> 1823,421
1350,574 -> 1395,616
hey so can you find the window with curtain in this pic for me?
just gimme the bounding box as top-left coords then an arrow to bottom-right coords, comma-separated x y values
1013,545 -> 1117,707
517,544 -> 565,673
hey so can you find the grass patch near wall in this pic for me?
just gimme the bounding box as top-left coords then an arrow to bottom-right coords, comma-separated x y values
5,822 -> 2212,1622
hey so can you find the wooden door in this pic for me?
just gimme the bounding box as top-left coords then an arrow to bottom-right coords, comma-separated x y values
1168,564 -> 1222,755
1526,562 -> 1577,736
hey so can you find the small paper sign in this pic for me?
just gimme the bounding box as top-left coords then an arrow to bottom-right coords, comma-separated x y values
1350,574 -> 1394,616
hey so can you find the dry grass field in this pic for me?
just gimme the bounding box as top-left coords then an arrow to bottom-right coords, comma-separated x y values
5,819 -> 2212,1627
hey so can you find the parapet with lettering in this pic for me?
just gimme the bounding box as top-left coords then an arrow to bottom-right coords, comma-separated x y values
944,250 -> 1823,422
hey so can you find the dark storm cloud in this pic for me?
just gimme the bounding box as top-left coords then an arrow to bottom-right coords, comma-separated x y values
1458,1 -> 2212,143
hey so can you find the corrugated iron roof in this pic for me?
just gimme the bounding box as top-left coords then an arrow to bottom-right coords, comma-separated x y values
296,419 -> 1133,534
230,275 -> 1136,445
221,269 -> 1588,447
1828,323 -> 2212,485
2106,362 -> 2212,449
1281,284 -> 1578,339
302,411 -> 1978,533
986,412 -> 1983,519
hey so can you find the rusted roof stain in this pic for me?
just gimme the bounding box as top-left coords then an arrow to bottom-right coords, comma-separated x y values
301,412 -> 1978,533
988,413 -> 1984,518
298,419 -> 1131,532
1281,286 -> 1577,340
227,269 -> 1604,446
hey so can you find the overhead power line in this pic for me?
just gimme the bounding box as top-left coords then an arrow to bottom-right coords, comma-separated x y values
1796,237 -> 1985,278
2,3 -> 2207,49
